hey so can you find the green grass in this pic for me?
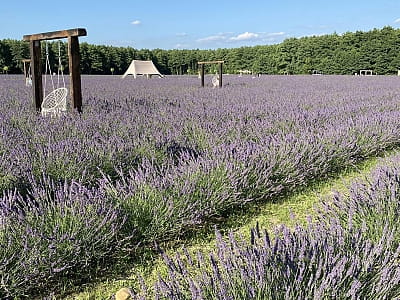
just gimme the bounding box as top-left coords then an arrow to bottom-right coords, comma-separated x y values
65,150 -> 398,299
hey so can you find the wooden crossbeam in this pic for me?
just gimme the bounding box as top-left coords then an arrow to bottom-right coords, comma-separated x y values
23,28 -> 87,41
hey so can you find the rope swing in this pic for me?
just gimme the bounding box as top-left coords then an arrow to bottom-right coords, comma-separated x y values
41,41 -> 68,116
26,62 -> 32,86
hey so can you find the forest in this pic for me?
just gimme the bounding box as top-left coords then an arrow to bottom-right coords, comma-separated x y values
1,26 -> 399,76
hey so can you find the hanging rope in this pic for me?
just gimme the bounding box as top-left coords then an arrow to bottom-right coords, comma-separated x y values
57,40 -> 66,89
43,41 -> 67,97
44,42 -> 55,98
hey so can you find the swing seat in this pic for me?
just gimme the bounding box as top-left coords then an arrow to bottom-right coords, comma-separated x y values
212,75 -> 219,87
41,87 -> 68,116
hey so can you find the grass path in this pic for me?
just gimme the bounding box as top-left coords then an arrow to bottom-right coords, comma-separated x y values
68,150 -> 398,299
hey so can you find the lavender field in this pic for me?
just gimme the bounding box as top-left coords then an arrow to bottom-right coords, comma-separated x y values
1,74 -> 400,298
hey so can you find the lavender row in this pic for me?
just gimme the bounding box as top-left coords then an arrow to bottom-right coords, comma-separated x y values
318,154 -> 400,244
138,155 -> 400,299
0,177 -> 130,298
1,75 -> 400,192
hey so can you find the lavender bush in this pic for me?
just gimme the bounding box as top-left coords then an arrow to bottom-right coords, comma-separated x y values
2,74 -> 400,296
148,222 -> 400,299
0,176 -> 128,298
318,153 -> 400,244
102,156 -> 240,242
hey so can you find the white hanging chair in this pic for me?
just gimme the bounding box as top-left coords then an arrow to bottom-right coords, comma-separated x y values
212,74 -> 219,87
41,41 -> 68,116
25,62 -> 32,86
41,87 -> 68,116
25,77 -> 32,86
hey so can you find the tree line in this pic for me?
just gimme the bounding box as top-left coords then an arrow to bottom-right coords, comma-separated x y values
1,26 -> 400,76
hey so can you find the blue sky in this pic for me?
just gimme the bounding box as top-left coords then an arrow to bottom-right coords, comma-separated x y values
1,0 -> 400,49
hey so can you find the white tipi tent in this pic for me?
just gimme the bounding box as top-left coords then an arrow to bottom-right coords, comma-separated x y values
121,60 -> 163,78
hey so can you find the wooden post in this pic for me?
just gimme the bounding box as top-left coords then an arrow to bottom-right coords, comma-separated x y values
218,62 -> 223,88
201,64 -> 205,87
30,40 -> 43,111
68,36 -> 83,112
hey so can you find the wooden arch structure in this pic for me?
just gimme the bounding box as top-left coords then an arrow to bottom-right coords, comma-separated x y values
198,60 -> 224,88
23,28 -> 87,112
359,69 -> 373,76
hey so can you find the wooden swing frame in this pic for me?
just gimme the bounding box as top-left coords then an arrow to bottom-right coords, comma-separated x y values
198,60 -> 224,88
23,28 -> 87,113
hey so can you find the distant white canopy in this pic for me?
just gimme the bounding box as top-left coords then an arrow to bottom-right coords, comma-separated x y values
121,60 -> 163,78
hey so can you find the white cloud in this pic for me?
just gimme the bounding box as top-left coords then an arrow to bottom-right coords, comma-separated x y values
197,34 -> 228,43
176,32 -> 188,37
195,31 -> 286,47
230,32 -> 259,41
394,18 -> 400,23
131,20 -> 141,25
175,43 -> 188,49
266,32 -> 285,37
